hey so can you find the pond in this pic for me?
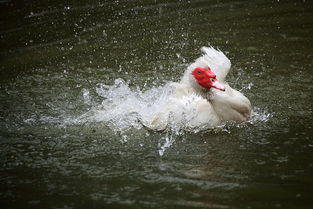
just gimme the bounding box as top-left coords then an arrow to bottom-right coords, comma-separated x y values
0,0 -> 313,208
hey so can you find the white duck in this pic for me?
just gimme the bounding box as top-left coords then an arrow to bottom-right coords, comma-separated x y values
146,47 -> 251,130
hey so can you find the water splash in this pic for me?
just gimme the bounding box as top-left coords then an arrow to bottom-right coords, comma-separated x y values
82,88 -> 91,105
75,78 -> 170,130
64,78 -> 272,156
250,107 -> 273,123
15,73 -> 273,157
158,132 -> 175,157
73,79 -> 221,131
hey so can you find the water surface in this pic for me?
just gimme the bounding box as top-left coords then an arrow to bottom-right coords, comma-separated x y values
1,0 -> 313,208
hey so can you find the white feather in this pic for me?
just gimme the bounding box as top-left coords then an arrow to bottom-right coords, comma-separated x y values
146,47 -> 251,131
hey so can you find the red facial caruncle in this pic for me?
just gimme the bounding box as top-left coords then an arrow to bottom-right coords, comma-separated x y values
192,67 -> 225,91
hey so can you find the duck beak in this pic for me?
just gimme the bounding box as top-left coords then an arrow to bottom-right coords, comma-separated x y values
211,80 -> 225,91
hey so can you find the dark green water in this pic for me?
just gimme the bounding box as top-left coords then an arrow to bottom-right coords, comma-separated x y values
1,0 -> 313,208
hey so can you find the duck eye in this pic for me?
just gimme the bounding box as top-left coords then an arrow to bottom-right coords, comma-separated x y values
197,70 -> 201,74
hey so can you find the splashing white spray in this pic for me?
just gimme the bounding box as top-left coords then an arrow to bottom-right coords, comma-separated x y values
70,78 -> 272,156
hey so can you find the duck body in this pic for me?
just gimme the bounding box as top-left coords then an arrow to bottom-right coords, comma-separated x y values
147,47 -> 251,130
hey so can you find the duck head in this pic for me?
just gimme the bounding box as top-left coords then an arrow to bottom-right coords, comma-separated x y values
192,67 -> 225,91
